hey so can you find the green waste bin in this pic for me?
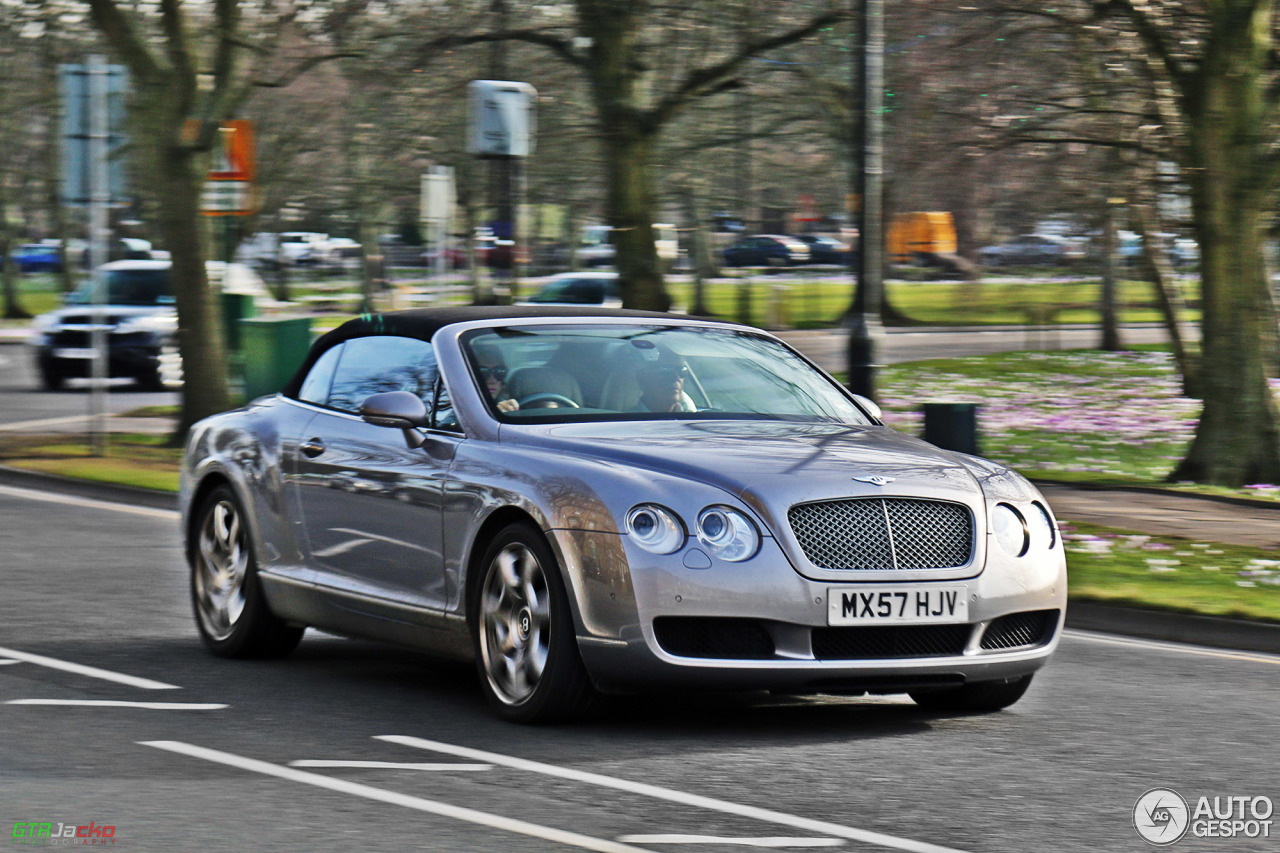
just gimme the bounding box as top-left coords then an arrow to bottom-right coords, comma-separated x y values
239,316 -> 313,400
221,292 -> 258,353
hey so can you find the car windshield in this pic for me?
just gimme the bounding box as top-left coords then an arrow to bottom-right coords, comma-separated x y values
527,278 -> 610,304
462,324 -> 871,425
69,268 -> 173,306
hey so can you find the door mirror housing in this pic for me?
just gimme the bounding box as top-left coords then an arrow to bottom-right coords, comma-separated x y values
850,393 -> 883,422
359,391 -> 429,430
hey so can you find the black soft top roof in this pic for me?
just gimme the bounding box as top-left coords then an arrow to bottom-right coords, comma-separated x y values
281,305 -> 721,398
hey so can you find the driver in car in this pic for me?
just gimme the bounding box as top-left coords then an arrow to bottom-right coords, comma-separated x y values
474,344 -> 519,413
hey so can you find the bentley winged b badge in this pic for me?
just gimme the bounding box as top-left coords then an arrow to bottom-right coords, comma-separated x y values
852,475 -> 896,487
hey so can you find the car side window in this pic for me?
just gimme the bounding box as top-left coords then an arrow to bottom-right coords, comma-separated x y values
298,344 -> 343,405
433,378 -> 460,433
326,335 -> 439,415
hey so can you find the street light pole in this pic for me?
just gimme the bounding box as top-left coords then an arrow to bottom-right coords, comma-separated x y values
846,0 -> 885,399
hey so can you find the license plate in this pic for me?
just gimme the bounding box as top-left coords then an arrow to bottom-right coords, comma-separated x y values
828,585 -> 969,626
52,348 -> 97,359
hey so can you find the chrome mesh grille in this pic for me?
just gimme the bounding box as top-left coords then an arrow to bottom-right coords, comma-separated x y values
788,498 -> 974,571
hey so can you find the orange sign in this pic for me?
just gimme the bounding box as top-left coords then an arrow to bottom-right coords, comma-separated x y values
207,120 -> 255,182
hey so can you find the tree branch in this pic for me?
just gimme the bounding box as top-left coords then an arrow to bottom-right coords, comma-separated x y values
85,0 -> 161,83
414,29 -> 585,69
647,8 -> 846,132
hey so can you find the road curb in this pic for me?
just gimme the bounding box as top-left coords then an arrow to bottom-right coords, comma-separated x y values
0,464 -> 178,512
1066,600 -> 1280,654
1034,478 -> 1280,512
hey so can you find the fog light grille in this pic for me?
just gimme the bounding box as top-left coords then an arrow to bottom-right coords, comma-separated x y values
980,609 -> 1059,651
652,617 -> 775,660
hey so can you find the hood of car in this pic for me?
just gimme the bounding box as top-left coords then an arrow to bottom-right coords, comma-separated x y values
513,419 -> 984,509
37,305 -> 173,328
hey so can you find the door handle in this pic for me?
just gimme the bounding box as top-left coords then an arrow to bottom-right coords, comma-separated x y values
300,437 -> 325,458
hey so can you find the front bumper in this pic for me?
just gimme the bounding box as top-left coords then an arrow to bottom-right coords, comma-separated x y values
552,530 -> 1066,693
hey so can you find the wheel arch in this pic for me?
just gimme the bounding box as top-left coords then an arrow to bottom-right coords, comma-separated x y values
462,506 -> 551,626
185,471 -> 234,566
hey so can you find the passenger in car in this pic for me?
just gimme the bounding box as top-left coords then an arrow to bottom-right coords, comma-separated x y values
636,364 -> 696,413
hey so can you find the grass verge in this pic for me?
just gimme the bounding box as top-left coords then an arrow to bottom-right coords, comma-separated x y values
0,434 -> 181,492
1066,522 -> 1280,624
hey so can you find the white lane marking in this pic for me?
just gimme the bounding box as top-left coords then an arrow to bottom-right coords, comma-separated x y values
0,484 -> 179,521
8,699 -> 224,710
288,760 -> 492,772
619,836 -> 842,848
0,415 -> 90,432
0,659 -> 20,665
141,741 -> 654,853
0,646 -> 179,690
379,736 -> 968,853
1063,629 -> 1280,666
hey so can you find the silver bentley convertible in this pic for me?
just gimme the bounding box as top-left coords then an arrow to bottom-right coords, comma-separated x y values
181,306 -> 1066,722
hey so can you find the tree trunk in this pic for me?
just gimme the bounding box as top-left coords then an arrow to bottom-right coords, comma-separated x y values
0,175 -> 29,320
1099,202 -> 1122,351
1129,198 -> 1200,395
1172,27 -> 1280,485
601,130 -> 670,311
152,143 -> 232,438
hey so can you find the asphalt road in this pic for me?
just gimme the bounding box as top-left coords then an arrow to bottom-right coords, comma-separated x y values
2,485 -> 1276,852
0,344 -> 179,429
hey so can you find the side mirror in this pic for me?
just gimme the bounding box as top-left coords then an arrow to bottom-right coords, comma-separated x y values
850,393 -> 883,422
360,391 -> 429,430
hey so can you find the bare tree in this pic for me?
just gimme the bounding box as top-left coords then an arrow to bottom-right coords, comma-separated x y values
85,0 -> 358,436
416,0 -> 845,310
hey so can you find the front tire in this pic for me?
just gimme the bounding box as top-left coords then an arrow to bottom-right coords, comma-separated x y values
190,485 -> 303,658
910,675 -> 1033,713
471,523 -> 600,723
38,361 -> 65,391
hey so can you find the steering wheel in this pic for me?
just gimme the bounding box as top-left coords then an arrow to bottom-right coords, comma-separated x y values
517,392 -> 581,410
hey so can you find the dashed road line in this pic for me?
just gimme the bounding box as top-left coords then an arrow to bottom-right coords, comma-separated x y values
379,736 -> 968,853
0,484 -> 179,521
288,760 -> 492,772
8,699 -> 224,710
0,646 -> 179,690
619,836 -> 842,848
141,740 -> 654,853
0,415 -> 93,432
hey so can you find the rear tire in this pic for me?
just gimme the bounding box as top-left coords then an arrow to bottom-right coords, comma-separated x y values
39,361 -> 65,391
190,485 -> 303,659
471,522 -> 601,723
910,675 -> 1033,712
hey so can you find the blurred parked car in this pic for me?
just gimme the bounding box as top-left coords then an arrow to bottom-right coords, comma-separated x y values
722,234 -> 811,267
519,272 -> 621,307
977,235 -> 1070,267
9,243 -> 63,273
180,305 -> 1065,722
793,234 -> 851,265
29,260 -> 269,391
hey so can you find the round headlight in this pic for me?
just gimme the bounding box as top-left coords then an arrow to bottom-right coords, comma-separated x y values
992,503 -> 1029,557
626,504 -> 685,554
695,506 -> 760,562
1027,502 -> 1056,551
